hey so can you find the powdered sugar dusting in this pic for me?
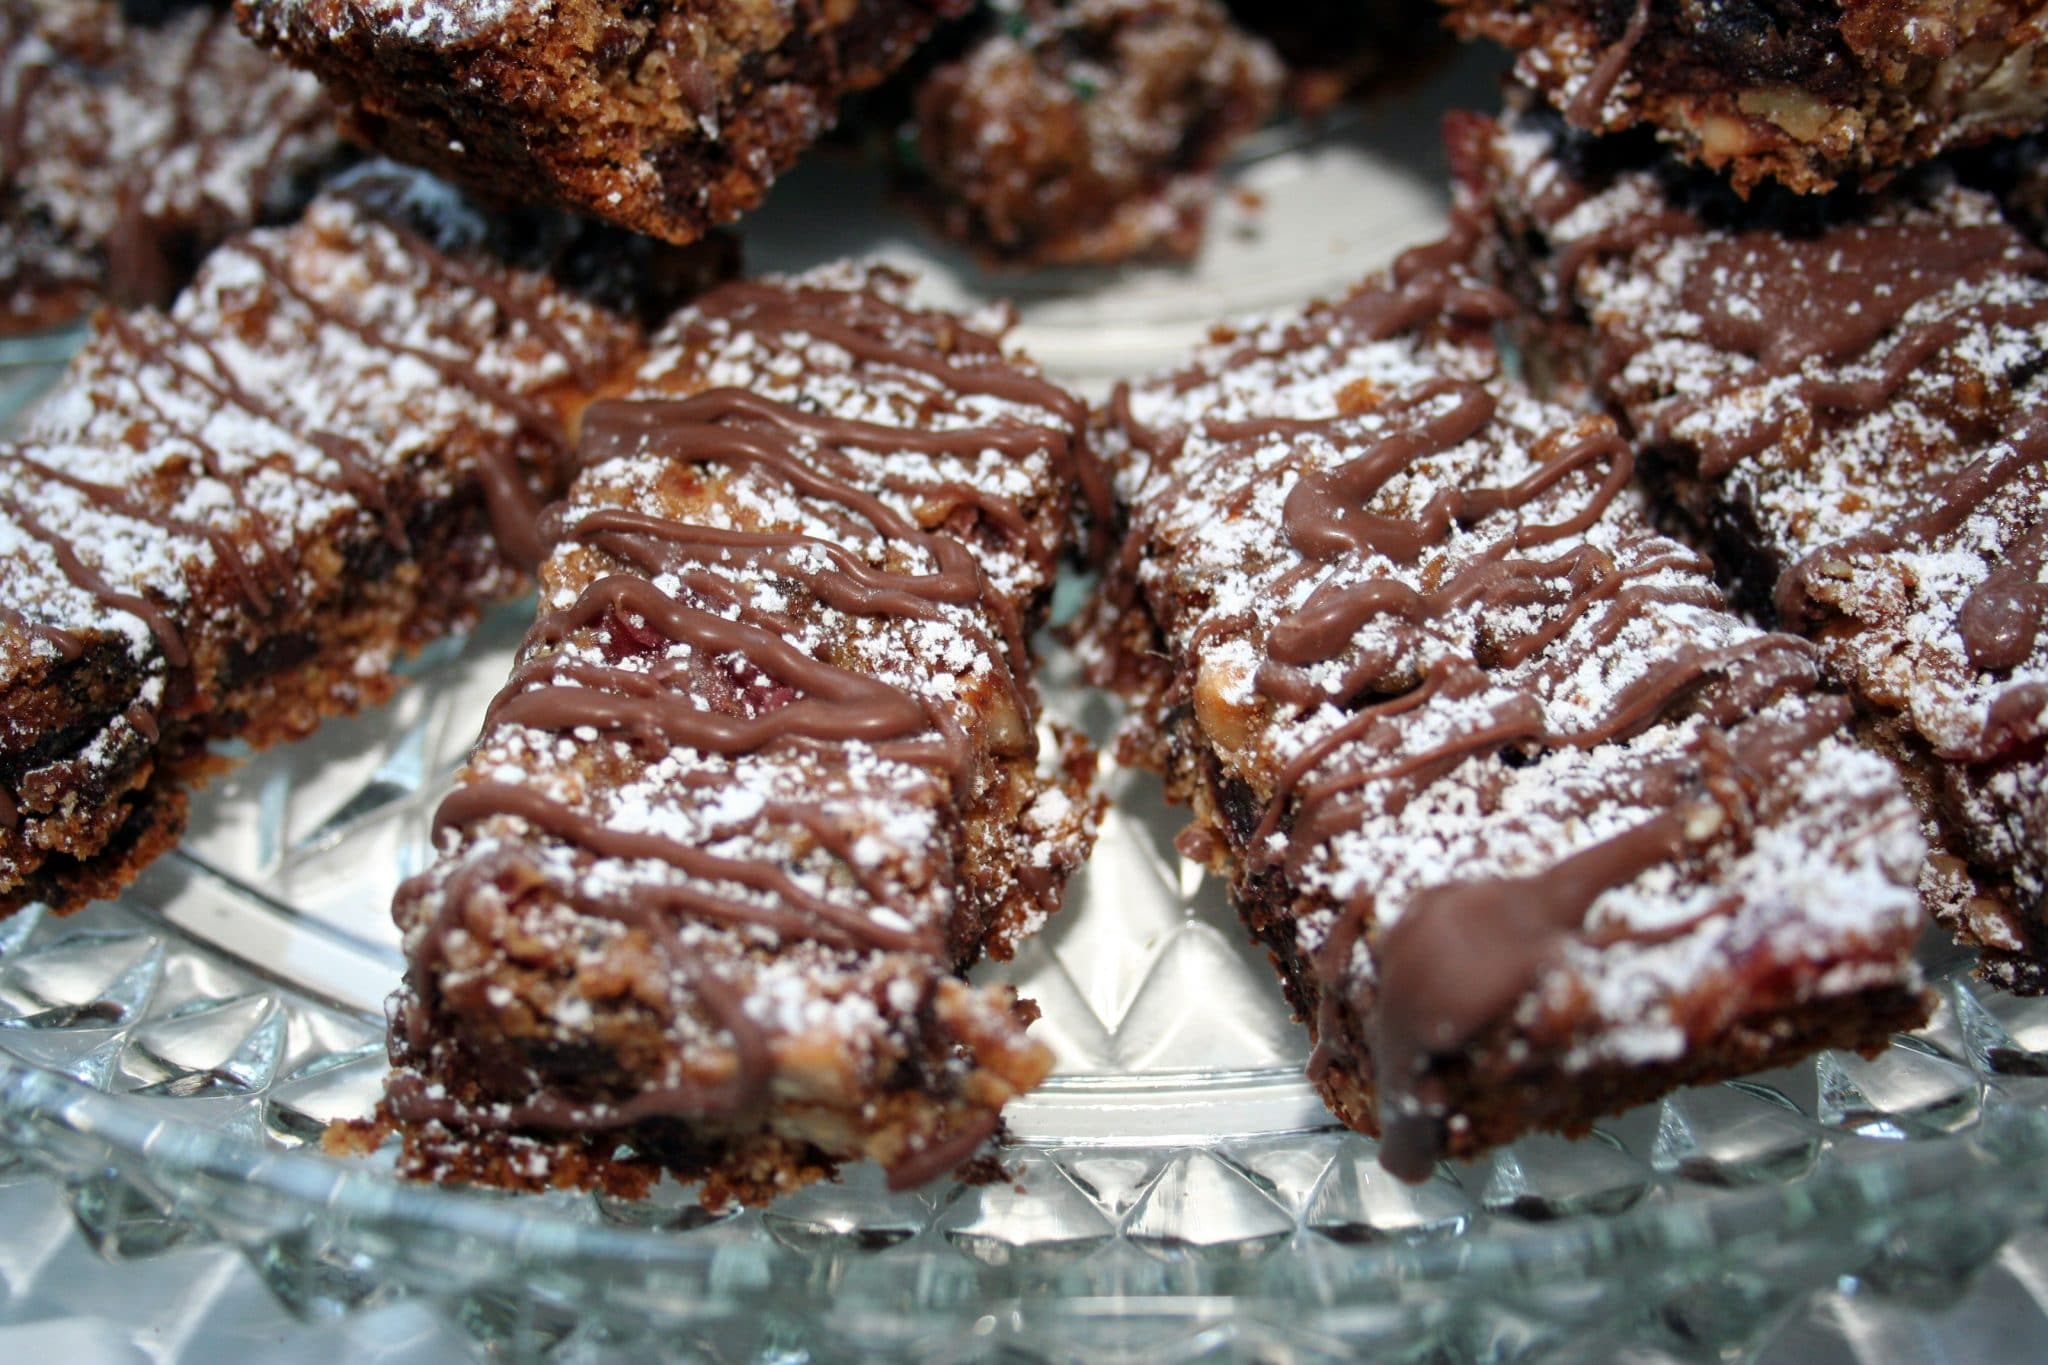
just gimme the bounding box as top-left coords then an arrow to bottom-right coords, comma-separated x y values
0,3 -> 341,328
1475,107 -> 2048,978
388,265 -> 1100,1193
1100,262 -> 1924,1114
0,164 -> 648,908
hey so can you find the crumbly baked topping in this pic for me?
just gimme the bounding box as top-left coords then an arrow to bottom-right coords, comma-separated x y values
0,0 -> 343,330
1443,0 -> 2048,194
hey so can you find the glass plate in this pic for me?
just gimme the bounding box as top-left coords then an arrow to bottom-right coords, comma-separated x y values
6,49 -> 2048,1361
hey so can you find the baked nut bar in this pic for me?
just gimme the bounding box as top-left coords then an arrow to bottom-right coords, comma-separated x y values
905,0 -> 1282,266
1090,239 -> 1927,1177
0,0 -> 345,334
0,163 -> 722,920
1460,105 -> 2048,989
368,266 -> 1102,1204
237,0 -> 966,245
1441,0 -> 2048,195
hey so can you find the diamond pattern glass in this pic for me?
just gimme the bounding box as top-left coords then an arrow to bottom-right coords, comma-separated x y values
7,67 -> 2048,1355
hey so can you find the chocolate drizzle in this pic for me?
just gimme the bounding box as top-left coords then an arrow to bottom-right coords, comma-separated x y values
0,2 -> 342,321
1679,225 -> 2045,372
1466,110 -> 2048,983
0,189 -> 611,676
107,308 -> 412,551
239,235 -> 564,572
1775,422 -> 2048,702
432,780 -> 934,955
1365,692 -> 1850,1178
393,272 -> 1085,1170
680,278 -> 1113,558
1103,223 -> 1915,1180
0,486 -> 188,670
0,174 -> 652,887
1372,810 -> 1689,1178
1,204 -> 601,675
1961,516 -> 2048,673
1511,121 -> 2048,756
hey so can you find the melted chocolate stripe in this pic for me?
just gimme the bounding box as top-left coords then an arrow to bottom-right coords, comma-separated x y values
1251,659 -> 1472,849
100,313 -> 299,611
6,447 -> 273,618
1536,149 -> 2048,718
1563,0 -> 1650,128
372,213 -> 609,392
688,287 -> 1112,556
578,394 -> 1043,757
0,601 -> 84,663
1775,421 -> 2048,696
1114,225 -> 1893,1180
1279,383 -> 1500,561
521,573 -> 935,753
1961,516 -> 2048,672
393,848 -> 775,1124
1371,809 -> 1689,1179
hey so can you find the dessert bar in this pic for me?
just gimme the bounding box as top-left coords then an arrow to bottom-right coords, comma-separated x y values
238,0 -> 966,245
0,0 -> 345,334
1460,105 -> 2048,990
905,0 -> 1282,266
1090,237 -> 1928,1177
0,163 -> 722,920
369,266 -> 1102,1203
1441,0 -> 2048,194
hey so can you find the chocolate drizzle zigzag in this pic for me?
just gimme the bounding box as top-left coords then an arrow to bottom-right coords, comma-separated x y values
0,1 -> 343,329
1464,106 -> 2048,988
0,165 -> 664,913
1098,231 -> 1926,1178
381,266 -> 1100,1201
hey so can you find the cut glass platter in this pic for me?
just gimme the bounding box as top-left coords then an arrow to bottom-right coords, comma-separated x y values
5,48 -> 2048,1362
